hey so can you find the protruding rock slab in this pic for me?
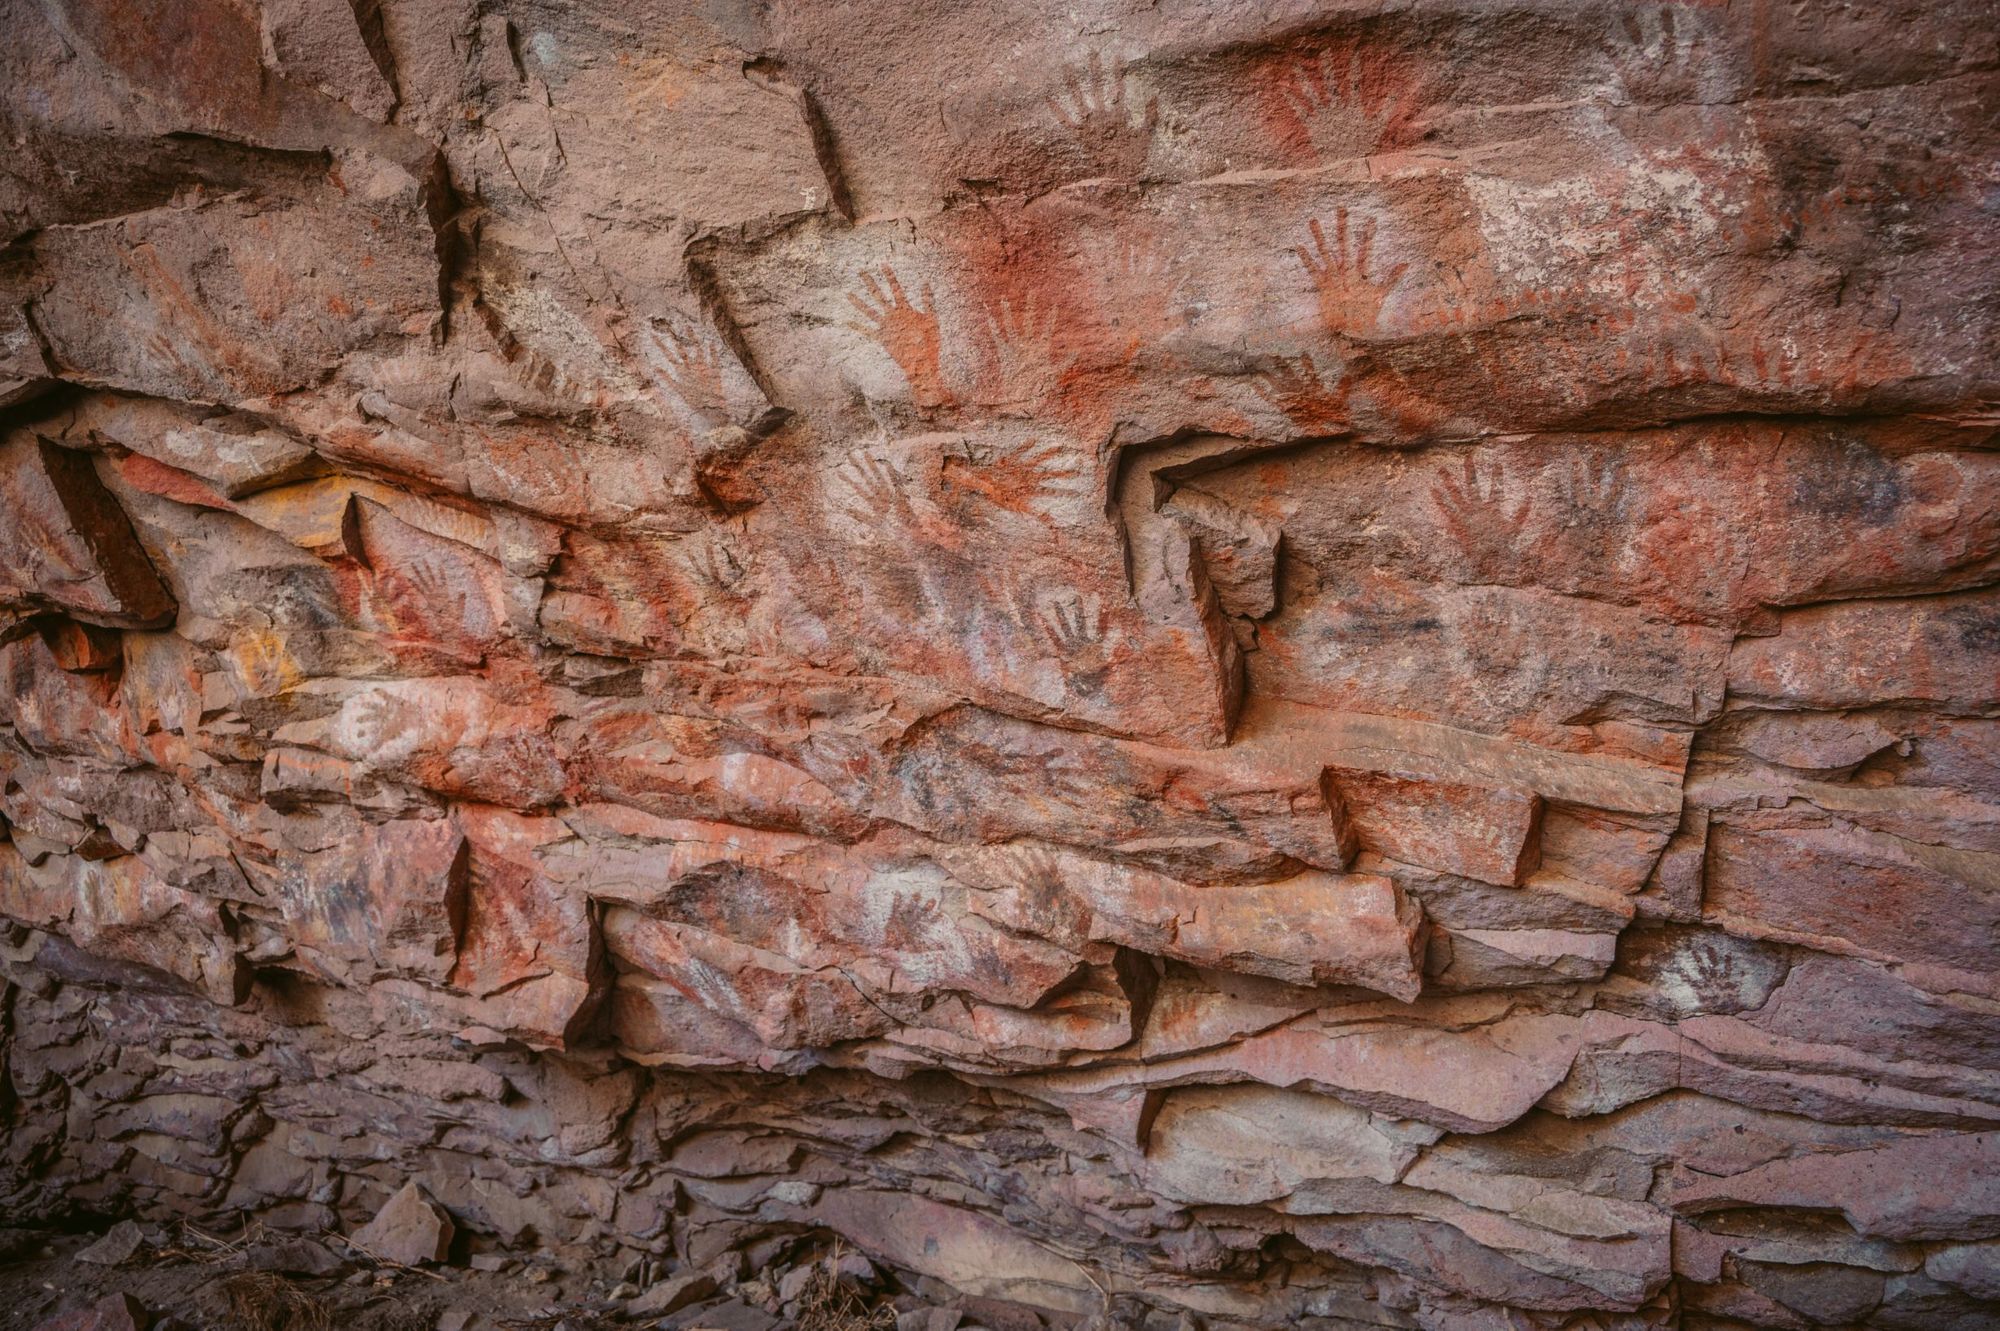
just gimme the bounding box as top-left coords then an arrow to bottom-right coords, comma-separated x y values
1326,764 -> 1544,886
0,434 -> 175,629
351,1181 -> 454,1266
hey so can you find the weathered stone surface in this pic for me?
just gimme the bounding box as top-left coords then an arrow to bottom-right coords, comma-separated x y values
22,155 -> 442,404
2,0 -> 1997,1326
1728,593 -> 2000,715
68,393 -> 325,499
1667,1133 -> 2000,1243
259,0 -> 399,124
0,300 -> 51,408
30,1293 -> 149,1331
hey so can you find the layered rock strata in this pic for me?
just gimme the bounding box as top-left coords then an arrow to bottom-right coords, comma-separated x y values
2,0 -> 1998,1326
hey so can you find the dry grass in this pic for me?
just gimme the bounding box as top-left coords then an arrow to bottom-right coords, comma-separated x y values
501,1312 -> 621,1331
792,1244 -> 896,1331
153,1217 -> 267,1264
218,1271 -> 334,1331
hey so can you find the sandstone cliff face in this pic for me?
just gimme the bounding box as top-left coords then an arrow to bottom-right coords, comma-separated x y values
1,0 -> 1998,1326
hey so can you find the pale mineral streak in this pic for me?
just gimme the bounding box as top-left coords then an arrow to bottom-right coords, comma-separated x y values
1,0 -> 1997,1326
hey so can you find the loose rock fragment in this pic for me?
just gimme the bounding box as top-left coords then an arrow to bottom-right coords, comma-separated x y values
350,1182 -> 454,1266
626,1272 -> 718,1318
76,1220 -> 144,1266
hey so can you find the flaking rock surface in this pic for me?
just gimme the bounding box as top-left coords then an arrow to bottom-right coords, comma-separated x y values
2,1 -> 1998,1327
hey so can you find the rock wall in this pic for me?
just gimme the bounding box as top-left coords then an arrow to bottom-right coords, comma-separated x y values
2,0 -> 1998,1325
